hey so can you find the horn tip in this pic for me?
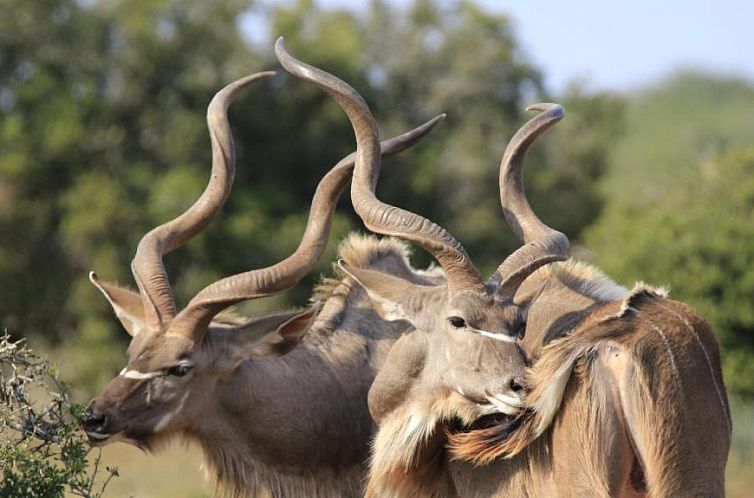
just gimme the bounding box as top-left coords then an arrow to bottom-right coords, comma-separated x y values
274,36 -> 287,55
233,71 -> 276,91
418,113 -> 447,135
524,103 -> 564,117
274,36 -> 298,71
430,113 -> 447,128
88,271 -> 98,283
209,71 -> 276,115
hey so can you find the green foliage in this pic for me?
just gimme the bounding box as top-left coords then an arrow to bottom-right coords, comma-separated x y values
584,73 -> 754,397
588,145 -> 754,396
5,0 -> 612,394
0,334 -> 118,497
602,71 -> 754,206
1,0 -> 751,401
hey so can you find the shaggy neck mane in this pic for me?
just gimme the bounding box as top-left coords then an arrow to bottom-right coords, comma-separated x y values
194,432 -> 363,498
313,233 -> 420,299
367,389 -> 489,497
138,429 -> 364,498
530,259 -> 630,303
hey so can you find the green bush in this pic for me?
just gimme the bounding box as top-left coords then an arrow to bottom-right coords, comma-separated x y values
0,333 -> 118,497
586,146 -> 754,397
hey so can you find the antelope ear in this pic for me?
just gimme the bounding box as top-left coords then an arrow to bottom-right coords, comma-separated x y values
216,304 -> 321,359
89,272 -> 148,337
338,260 -> 432,326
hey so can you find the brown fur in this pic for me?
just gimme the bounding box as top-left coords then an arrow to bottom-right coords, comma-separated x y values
454,289 -> 730,497
311,233 -> 429,305
91,234 -> 444,498
368,260 -> 731,497
366,391 -> 481,498
190,234 -> 431,497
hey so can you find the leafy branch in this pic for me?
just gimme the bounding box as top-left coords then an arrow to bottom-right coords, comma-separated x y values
0,332 -> 118,497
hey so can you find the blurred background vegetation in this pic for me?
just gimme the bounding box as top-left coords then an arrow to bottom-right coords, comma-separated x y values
0,0 -> 752,496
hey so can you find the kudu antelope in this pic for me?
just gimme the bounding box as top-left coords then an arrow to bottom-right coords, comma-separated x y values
365,101 -> 729,496
274,39 -> 566,498
82,69 -> 448,497
446,102 -> 731,497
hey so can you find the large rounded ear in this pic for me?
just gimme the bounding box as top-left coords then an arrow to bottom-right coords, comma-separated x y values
89,272 -> 148,337
209,304 -> 320,362
367,331 -> 428,424
338,260 -> 435,328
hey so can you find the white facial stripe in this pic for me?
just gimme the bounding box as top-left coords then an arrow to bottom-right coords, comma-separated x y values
119,367 -> 163,380
468,328 -> 517,343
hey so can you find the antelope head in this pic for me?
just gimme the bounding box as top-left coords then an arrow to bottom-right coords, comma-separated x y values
82,69 -> 444,448
446,102 -> 574,464
275,39 -> 569,440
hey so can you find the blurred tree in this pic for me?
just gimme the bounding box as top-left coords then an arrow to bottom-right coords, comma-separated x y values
0,0 -> 103,336
588,146 -> 754,395
265,0 -> 620,270
0,0 -> 262,389
601,71 -> 754,206
586,79 -> 754,396
0,0 -> 638,394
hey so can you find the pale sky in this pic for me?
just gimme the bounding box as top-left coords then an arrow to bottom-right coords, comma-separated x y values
313,0 -> 754,94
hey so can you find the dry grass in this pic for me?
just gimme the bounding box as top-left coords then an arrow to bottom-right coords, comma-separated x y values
727,398 -> 754,498
68,442 -> 210,498
727,452 -> 754,498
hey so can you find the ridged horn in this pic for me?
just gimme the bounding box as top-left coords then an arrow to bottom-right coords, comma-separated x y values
169,111 -> 446,340
275,37 -> 484,297
493,104 -> 570,299
131,72 -> 276,331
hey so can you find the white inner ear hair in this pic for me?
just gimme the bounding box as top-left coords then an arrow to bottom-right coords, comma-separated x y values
365,289 -> 406,322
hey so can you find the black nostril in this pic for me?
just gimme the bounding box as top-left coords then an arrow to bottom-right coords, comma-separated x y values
82,410 -> 106,432
509,378 -> 524,393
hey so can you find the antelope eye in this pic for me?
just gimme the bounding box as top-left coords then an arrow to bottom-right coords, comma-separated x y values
165,364 -> 192,377
447,316 -> 466,329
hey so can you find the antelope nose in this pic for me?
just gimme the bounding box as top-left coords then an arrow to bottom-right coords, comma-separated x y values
485,375 -> 527,415
82,408 -> 107,433
508,376 -> 524,395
